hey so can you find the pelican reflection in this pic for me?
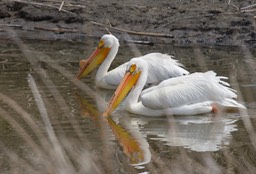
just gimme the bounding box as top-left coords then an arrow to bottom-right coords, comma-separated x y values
130,115 -> 238,152
75,93 -> 151,166
76,87 -> 239,154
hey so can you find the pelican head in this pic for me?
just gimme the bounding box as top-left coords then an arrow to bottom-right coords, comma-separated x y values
76,34 -> 119,80
103,59 -> 147,117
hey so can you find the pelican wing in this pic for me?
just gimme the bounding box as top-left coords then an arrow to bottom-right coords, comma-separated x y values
142,71 -> 235,95
141,71 -> 208,96
139,53 -> 189,84
102,53 -> 189,87
141,71 -> 237,109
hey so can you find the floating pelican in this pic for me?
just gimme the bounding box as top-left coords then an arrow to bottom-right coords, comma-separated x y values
76,34 -> 189,89
103,59 -> 245,117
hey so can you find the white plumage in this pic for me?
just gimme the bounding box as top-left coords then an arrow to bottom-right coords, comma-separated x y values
141,71 -> 237,109
103,52 -> 189,87
105,58 -> 245,117
76,34 -> 189,89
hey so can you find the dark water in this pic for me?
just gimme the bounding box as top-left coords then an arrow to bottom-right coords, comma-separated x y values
0,38 -> 256,173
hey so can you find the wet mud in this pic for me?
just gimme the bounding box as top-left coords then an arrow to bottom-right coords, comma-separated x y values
1,0 -> 256,46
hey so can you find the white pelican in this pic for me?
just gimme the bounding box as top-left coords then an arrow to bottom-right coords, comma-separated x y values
76,34 -> 189,89
103,59 -> 245,117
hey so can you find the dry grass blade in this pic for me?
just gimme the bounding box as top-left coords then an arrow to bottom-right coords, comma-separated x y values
239,46 -> 256,148
0,142 -> 38,173
7,28 -> 96,100
5,28 -> 116,173
28,74 -> 76,174
6,28 -> 92,140
0,93 -> 48,147
193,47 -> 208,72
0,105 -> 46,161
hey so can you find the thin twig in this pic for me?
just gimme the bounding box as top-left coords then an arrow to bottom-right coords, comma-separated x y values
125,39 -> 154,45
91,21 -> 173,38
40,0 -> 86,7
59,1 -> 64,11
64,3 -> 87,8
105,19 -> 113,34
229,3 -> 240,10
106,18 -> 112,27
12,0 -> 75,15
0,24 -> 22,28
105,27 -> 112,35
241,3 -> 256,10
34,26 -> 77,33
227,0 -> 239,10
241,9 -> 256,13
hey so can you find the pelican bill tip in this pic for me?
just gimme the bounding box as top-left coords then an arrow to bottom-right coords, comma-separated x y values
74,75 -> 81,82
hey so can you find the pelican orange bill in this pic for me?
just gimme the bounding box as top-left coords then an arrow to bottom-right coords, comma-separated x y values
103,64 -> 140,117
76,42 -> 110,80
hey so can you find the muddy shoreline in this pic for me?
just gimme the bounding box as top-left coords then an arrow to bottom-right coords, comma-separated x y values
1,0 -> 256,46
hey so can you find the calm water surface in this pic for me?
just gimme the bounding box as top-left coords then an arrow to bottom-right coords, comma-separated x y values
0,38 -> 256,173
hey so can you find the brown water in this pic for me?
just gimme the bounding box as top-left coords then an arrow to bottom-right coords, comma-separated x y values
0,38 -> 256,173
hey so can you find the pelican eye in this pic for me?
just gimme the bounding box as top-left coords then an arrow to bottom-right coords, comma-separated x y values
98,40 -> 104,48
129,64 -> 137,73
